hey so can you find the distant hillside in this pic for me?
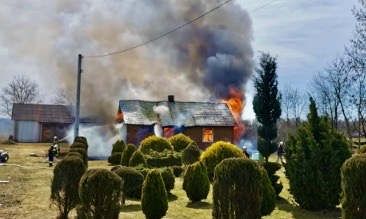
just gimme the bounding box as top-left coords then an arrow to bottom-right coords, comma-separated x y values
0,118 -> 13,139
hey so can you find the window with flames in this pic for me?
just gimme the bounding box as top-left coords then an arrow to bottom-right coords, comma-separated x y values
202,128 -> 214,142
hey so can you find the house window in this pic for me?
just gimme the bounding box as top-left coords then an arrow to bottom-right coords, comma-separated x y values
203,128 -> 214,142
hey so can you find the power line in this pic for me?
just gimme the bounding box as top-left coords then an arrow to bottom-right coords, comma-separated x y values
84,0 -> 279,58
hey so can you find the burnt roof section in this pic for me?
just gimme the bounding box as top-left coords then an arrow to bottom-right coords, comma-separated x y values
12,103 -> 74,123
119,100 -> 236,127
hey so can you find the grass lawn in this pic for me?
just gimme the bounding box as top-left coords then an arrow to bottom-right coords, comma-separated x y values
0,143 -> 342,219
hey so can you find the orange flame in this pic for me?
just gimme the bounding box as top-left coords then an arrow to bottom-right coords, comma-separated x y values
164,127 -> 175,138
222,88 -> 245,143
116,111 -> 123,123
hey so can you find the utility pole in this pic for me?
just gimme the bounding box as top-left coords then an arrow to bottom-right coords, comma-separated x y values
74,54 -> 83,138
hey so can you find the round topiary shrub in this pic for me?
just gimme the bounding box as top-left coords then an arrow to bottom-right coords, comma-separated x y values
121,144 -> 136,166
182,142 -> 201,165
212,158 -> 263,219
341,153 -> 366,218
159,167 -> 175,193
51,156 -> 86,219
141,169 -> 168,219
113,166 -> 144,199
111,140 -> 126,154
139,136 -> 173,154
78,169 -> 123,219
200,141 -> 243,181
260,167 -> 276,216
69,147 -> 88,167
183,161 -> 210,202
129,150 -> 147,167
169,133 -> 193,152
66,151 -> 83,161
108,153 -> 123,165
70,142 -> 88,151
358,146 -> 366,154
172,165 -> 183,177
74,136 -> 89,149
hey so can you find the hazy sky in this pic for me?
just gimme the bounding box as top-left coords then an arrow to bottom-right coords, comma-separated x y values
0,0 -> 360,120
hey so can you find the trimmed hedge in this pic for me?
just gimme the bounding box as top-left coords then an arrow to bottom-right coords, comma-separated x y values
182,142 -> 201,165
111,140 -> 126,154
200,141 -> 244,181
139,136 -> 173,154
121,144 -> 136,166
260,167 -> 276,216
341,153 -> 366,218
113,166 -> 144,199
69,147 -> 88,167
74,136 -> 89,149
145,153 -> 182,168
160,167 -> 175,193
141,169 -> 168,219
183,161 -> 210,202
262,162 -> 283,197
70,142 -> 88,151
51,156 -> 86,219
65,152 -> 83,160
169,133 -> 193,152
78,169 -> 122,219
108,153 -> 123,166
129,150 -> 147,167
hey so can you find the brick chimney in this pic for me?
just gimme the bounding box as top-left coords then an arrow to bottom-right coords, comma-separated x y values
168,95 -> 175,102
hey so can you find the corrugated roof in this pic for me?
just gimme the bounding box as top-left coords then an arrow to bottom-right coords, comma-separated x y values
12,103 -> 74,123
119,100 -> 236,127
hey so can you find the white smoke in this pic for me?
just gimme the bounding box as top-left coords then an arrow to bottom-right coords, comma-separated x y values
153,105 -> 170,116
154,122 -> 163,137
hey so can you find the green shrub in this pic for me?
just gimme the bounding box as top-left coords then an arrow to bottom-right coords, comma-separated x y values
113,166 -> 144,199
121,144 -> 136,166
169,133 -> 193,152
70,142 -> 88,151
260,167 -> 276,216
78,169 -> 122,219
139,136 -> 173,154
261,162 -> 283,197
134,167 -> 151,178
51,156 -> 86,219
69,147 -> 88,167
200,141 -> 243,181
182,142 -> 201,165
74,136 -> 88,149
183,161 -> 210,202
141,169 -> 168,219
341,154 -> 366,218
172,165 -> 183,177
284,98 -> 352,210
111,140 -> 126,154
160,167 -> 175,193
213,158 -> 263,219
107,153 -> 123,165
129,150 -> 147,167
145,152 -> 182,168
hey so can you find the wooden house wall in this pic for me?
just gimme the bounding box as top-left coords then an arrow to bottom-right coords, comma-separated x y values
183,126 -> 234,150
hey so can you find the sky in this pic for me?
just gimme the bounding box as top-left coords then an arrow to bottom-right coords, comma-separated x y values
0,0 -> 360,120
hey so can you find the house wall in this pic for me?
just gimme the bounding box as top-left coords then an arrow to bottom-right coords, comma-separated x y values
125,124 -> 234,150
183,126 -> 234,150
15,120 -> 41,142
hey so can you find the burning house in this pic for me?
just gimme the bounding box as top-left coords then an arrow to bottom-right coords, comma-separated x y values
118,95 -> 237,149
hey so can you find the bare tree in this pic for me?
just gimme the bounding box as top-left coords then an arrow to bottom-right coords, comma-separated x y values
51,87 -> 75,106
0,75 -> 42,118
281,84 -> 307,127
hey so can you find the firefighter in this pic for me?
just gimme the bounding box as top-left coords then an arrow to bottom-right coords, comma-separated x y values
53,136 -> 59,145
53,136 -> 60,158
48,144 -> 55,167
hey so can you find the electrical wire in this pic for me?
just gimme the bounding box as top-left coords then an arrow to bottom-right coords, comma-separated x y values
84,0 -> 279,58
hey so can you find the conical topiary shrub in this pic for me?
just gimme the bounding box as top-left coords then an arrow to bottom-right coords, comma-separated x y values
141,169 -> 168,219
51,156 -> 86,219
260,167 -> 276,216
182,142 -> 201,165
129,150 -> 147,167
200,141 -> 244,181
111,140 -> 126,154
78,169 -> 123,219
183,161 -> 210,202
121,143 -> 136,166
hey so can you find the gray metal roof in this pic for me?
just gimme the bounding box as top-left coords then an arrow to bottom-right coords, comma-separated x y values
12,103 -> 74,123
119,100 -> 236,127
